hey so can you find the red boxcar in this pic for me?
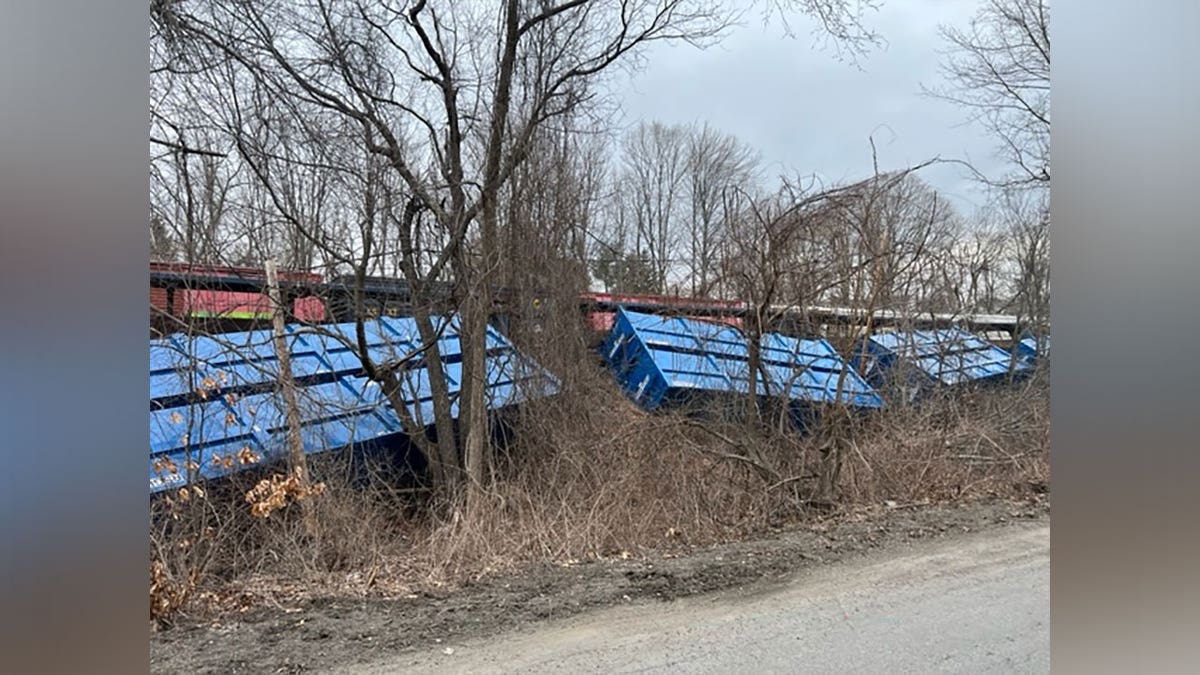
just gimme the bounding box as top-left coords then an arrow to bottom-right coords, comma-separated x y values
150,262 -> 326,324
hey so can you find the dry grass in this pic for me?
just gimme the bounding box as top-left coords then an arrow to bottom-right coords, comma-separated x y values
841,369 -> 1050,504
150,347 -> 1048,624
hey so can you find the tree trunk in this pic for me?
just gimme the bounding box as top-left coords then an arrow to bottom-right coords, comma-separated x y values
455,0 -> 520,506
745,306 -> 763,425
411,301 -> 464,492
265,259 -> 316,533
379,197 -> 463,495
458,190 -> 497,506
459,278 -> 490,502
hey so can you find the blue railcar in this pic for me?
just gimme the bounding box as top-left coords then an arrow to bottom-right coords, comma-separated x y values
1017,335 -> 1049,365
600,308 -> 882,419
150,316 -> 558,494
852,327 -> 1030,398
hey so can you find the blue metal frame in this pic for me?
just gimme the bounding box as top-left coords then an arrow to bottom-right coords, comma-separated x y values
150,316 -> 559,494
852,327 -> 1030,394
760,333 -> 884,409
1017,335 -> 1048,364
600,308 -> 883,415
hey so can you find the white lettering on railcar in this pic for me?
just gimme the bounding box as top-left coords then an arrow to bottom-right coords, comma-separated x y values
634,375 -> 650,401
150,473 -> 184,490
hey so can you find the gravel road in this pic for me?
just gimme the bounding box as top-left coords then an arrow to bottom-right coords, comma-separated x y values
343,521 -> 1049,674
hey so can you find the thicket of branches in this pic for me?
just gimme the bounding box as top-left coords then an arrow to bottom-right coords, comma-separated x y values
149,0 -> 1050,622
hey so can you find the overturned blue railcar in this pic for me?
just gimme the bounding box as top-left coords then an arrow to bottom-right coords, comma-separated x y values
150,316 -> 558,494
600,308 -> 882,422
1017,335 -> 1049,365
852,327 -> 1030,399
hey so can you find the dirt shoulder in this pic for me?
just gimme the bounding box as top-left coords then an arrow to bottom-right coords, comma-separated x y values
150,496 -> 1048,674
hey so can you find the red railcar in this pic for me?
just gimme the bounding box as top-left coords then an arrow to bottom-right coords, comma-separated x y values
151,263 -> 750,339
150,262 -> 326,332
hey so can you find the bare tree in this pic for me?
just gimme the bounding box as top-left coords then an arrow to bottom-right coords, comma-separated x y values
818,173 -> 955,317
787,164 -> 944,500
607,120 -> 759,297
620,121 -> 690,292
943,216 -> 1008,314
1000,188 -> 1049,333
761,0 -> 883,61
684,123 -> 760,296
159,0 -> 737,504
150,121 -> 242,265
500,115 -> 605,296
922,1 -> 1049,335
721,185 -> 807,424
152,0 -> 898,513
717,173 -> 884,414
928,0 -> 1050,189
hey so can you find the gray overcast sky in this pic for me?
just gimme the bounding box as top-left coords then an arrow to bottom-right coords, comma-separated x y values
613,0 -> 1002,216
